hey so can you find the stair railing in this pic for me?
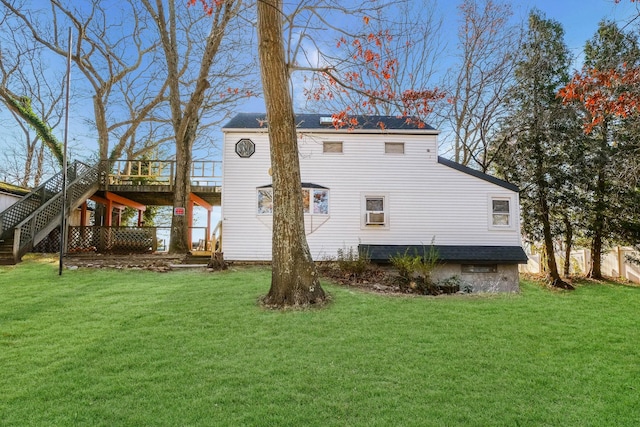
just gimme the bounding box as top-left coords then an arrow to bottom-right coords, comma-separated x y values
12,162 -> 100,260
0,161 -> 87,239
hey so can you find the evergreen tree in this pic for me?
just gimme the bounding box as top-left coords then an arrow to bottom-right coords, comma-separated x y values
580,21 -> 640,278
494,10 -> 576,288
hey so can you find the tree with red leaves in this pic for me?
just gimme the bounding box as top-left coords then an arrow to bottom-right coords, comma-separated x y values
559,64 -> 640,133
559,20 -> 640,279
302,3 -> 445,128
560,2 -> 640,131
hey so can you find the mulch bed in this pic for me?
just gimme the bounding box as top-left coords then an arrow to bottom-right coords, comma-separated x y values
316,263 -> 413,295
60,254 -> 440,295
64,253 -> 188,272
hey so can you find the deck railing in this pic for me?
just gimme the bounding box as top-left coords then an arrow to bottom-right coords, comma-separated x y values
105,160 -> 222,187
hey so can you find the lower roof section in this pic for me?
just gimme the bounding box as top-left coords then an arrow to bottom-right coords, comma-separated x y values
360,244 -> 529,265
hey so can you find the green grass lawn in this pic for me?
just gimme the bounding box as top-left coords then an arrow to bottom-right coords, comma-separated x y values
1,256 -> 639,426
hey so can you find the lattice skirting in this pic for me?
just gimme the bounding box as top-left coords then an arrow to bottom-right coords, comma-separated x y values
67,226 -> 157,254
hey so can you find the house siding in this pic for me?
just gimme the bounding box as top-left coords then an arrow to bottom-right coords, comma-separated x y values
0,191 -> 25,213
221,127 -> 522,262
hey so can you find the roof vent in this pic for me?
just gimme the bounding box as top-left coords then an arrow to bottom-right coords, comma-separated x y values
319,116 -> 334,126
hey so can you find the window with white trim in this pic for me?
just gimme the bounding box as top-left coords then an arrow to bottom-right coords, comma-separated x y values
257,189 -> 273,214
489,196 -> 512,228
257,185 -> 329,215
361,193 -> 389,228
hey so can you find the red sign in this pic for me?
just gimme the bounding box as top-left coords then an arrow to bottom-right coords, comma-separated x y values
173,207 -> 185,216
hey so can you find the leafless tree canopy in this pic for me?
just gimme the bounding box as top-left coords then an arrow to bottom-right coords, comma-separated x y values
442,0 -> 520,171
0,0 -> 258,170
0,24 -> 65,186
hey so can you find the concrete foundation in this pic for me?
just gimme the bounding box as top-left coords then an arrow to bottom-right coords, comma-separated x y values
431,263 -> 520,293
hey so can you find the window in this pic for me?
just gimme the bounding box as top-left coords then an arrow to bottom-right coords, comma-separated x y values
313,190 -> 329,214
323,142 -> 343,153
385,142 -> 404,154
257,189 -> 273,214
302,188 -> 329,214
257,185 -> 329,215
492,199 -> 510,226
235,138 -> 255,158
462,264 -> 498,273
362,193 -> 389,227
488,195 -> 516,230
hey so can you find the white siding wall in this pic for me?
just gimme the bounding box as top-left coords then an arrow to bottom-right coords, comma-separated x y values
0,192 -> 22,213
222,129 -> 522,261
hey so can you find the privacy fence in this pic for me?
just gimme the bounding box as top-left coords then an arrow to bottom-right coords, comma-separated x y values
520,247 -> 640,283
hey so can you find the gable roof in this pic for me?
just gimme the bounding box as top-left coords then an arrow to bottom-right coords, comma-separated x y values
223,113 -> 437,133
437,156 -> 519,192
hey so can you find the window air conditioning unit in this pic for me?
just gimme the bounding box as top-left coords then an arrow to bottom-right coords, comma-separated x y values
366,212 -> 385,225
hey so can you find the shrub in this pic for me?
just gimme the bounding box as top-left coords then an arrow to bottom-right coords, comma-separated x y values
336,246 -> 370,277
389,248 -> 419,281
437,275 -> 463,294
390,242 -> 440,295
414,243 -> 439,294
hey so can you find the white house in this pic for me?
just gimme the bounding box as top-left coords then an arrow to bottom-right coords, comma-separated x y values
221,113 -> 527,292
0,181 -> 30,212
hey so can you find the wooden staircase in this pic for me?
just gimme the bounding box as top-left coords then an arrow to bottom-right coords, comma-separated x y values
0,235 -> 15,265
0,161 -> 100,265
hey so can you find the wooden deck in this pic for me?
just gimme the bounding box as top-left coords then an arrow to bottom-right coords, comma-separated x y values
101,160 -> 221,206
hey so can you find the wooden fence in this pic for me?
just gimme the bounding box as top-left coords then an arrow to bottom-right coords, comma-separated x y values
520,247 -> 640,283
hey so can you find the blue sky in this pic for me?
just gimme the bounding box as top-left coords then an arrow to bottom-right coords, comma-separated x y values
3,0 -> 640,167
242,0 -> 640,115
482,0 -> 637,60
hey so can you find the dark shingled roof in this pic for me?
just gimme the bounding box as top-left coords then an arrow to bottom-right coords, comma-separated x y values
360,244 -> 529,264
258,182 -> 328,189
437,156 -> 519,192
223,113 -> 436,131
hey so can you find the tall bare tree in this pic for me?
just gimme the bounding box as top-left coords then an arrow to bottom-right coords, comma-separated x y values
143,0 -> 254,253
0,10 -> 66,186
445,0 -> 520,171
0,0 -> 170,164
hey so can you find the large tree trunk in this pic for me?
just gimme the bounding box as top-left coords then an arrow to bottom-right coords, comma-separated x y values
563,213 -> 573,277
534,132 -> 573,289
94,91 -> 111,228
590,123 -> 609,280
590,149 -> 607,279
540,195 -> 573,289
257,0 -> 326,307
169,135 -> 192,253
